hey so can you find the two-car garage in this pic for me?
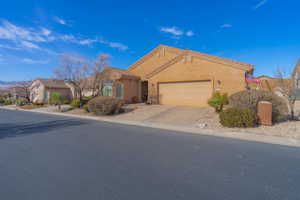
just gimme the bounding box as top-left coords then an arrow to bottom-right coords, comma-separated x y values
158,81 -> 212,107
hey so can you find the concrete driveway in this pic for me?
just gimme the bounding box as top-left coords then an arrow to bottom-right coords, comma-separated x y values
115,104 -> 218,127
1,109 -> 300,200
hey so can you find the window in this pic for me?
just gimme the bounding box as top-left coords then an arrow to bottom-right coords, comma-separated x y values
102,82 -> 113,97
116,83 -> 124,99
44,91 -> 49,99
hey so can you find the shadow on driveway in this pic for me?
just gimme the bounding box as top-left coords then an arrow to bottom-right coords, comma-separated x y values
0,119 -> 88,140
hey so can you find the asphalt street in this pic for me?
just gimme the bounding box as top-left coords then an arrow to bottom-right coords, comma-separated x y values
0,109 -> 300,200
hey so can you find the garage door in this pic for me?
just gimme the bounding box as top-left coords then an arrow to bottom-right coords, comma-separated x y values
158,81 -> 212,106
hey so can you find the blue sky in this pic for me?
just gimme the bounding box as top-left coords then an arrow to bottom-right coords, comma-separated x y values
0,0 -> 299,81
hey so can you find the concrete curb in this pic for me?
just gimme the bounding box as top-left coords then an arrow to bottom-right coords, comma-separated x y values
1,106 -> 300,147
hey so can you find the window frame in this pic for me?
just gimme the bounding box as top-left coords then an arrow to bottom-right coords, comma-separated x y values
116,83 -> 124,99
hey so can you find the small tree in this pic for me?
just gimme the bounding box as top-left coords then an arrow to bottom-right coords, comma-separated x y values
54,55 -> 91,106
274,68 -> 298,120
91,54 -> 110,97
208,92 -> 229,113
11,81 -> 31,102
50,92 -> 63,110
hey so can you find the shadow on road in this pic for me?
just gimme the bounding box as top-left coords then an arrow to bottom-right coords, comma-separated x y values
0,119 -> 88,140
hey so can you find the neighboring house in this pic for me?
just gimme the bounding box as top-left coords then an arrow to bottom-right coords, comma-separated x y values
10,86 -> 29,100
30,79 -> 73,103
254,76 -> 292,97
119,44 -> 254,106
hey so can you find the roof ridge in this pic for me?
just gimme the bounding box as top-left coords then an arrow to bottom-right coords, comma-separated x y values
128,44 -> 182,72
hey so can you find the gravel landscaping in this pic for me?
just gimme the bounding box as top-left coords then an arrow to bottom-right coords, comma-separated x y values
62,102 -> 300,140
2,101 -> 300,140
72,102 -> 300,139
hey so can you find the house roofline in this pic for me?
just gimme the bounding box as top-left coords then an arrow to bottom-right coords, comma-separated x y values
128,44 -> 254,74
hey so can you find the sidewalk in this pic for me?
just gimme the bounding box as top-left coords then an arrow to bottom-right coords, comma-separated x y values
1,105 -> 300,148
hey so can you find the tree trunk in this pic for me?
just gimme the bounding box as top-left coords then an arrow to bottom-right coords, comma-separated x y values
288,100 -> 296,120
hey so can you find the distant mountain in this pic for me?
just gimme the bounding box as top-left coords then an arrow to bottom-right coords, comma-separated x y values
0,81 -> 31,89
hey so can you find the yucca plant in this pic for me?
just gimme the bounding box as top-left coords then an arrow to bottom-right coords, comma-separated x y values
208,92 -> 229,113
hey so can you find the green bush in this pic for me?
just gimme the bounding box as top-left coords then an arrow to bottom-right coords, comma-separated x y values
50,93 -> 63,106
208,92 -> 229,113
88,96 -> 124,115
219,108 -> 257,128
83,104 -> 89,112
229,90 -> 288,122
4,99 -> 13,105
70,99 -> 81,108
15,98 -> 28,106
63,99 -> 70,104
0,96 -> 4,104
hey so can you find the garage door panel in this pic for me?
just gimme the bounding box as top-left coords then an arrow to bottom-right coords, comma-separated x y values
159,81 -> 212,106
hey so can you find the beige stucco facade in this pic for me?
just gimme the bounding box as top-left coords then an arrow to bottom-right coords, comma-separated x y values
110,79 -> 140,103
128,45 -> 254,106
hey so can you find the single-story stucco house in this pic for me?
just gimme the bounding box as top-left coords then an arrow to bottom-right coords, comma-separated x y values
100,45 -> 254,106
30,79 -> 73,103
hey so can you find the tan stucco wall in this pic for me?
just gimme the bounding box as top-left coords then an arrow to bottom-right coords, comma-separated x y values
129,49 -> 179,80
147,56 -> 248,104
114,79 -> 140,103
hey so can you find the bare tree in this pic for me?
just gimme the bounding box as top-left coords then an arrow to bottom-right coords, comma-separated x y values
274,68 -> 298,120
17,81 -> 31,102
91,53 -> 110,96
54,55 -> 91,104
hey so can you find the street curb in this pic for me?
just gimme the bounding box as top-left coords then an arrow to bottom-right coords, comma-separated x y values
1,106 -> 300,148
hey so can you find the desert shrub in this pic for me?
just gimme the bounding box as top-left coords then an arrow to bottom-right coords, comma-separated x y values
0,96 -> 4,104
15,98 -> 28,106
81,96 -> 93,105
50,93 -> 63,106
220,108 -> 257,128
229,90 -> 288,122
88,96 -> 124,115
83,104 -> 89,112
32,102 -> 44,106
70,99 -> 81,108
4,99 -> 13,105
208,92 -> 229,113
63,99 -> 70,104
131,96 -> 139,103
